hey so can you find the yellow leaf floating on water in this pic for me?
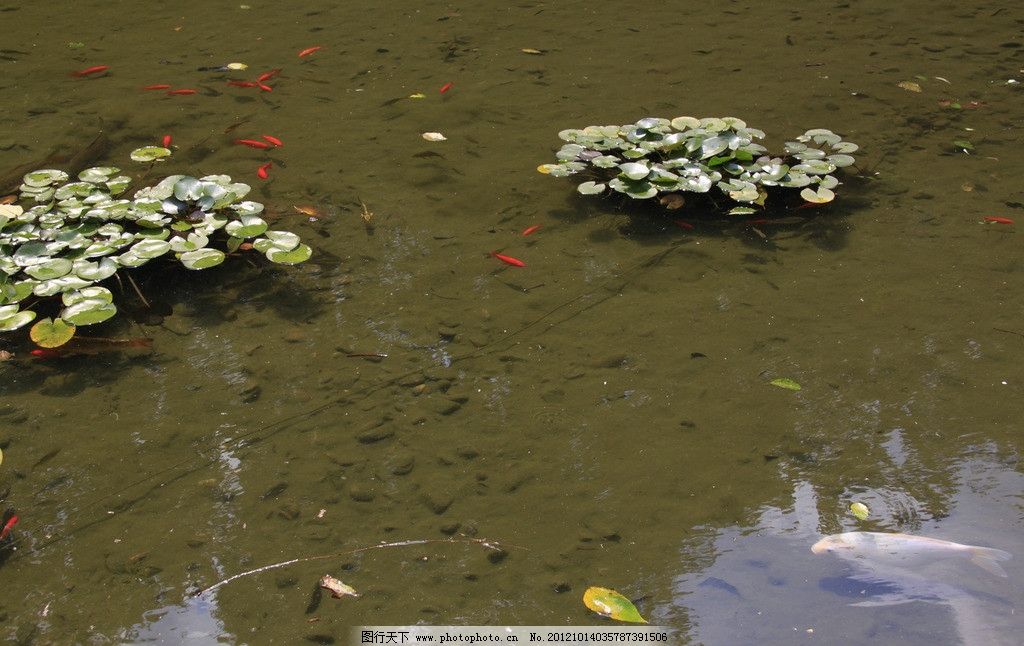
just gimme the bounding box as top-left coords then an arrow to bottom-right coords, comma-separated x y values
409,92 -> 426,99
850,502 -> 870,520
769,377 -> 801,391
30,317 -> 76,348
319,575 -> 359,599
583,586 -> 647,624
897,80 -> 922,93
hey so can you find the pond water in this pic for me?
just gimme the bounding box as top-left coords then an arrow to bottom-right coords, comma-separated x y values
1,1 -> 1022,644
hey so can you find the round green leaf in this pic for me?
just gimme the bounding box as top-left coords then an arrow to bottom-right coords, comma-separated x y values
179,248 -> 225,270
30,317 -> 76,348
0,280 -> 35,304
618,162 -> 650,181
0,308 -> 36,331
13,242 -> 53,266
131,238 -> 172,259
115,252 -> 147,268
265,243 -> 312,265
63,286 -> 113,306
263,230 -> 300,251
670,116 -> 701,131
78,166 -> 120,183
130,146 -> 172,163
799,186 -> 835,204
60,299 -> 117,326
826,154 -> 856,168
22,169 -> 69,188
577,181 -> 606,195
25,258 -> 73,280
225,215 -> 267,238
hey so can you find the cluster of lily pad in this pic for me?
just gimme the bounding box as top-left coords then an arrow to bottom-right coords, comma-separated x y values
538,117 -> 858,214
0,147 -> 311,345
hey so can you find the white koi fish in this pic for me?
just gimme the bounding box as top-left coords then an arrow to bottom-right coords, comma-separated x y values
812,532 -> 1012,578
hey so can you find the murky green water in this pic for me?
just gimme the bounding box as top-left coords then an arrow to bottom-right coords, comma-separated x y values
1,1 -> 1021,644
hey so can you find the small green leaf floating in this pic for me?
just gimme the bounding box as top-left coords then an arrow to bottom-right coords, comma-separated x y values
850,502 -> 870,521
769,377 -> 802,391
582,586 -> 647,624
29,317 -> 76,348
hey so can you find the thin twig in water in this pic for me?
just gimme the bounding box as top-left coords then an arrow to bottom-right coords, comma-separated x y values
194,537 -> 517,597
125,272 -> 150,309
993,327 -> 1024,339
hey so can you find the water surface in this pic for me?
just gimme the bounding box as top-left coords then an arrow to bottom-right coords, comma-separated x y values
1,1 -> 1021,643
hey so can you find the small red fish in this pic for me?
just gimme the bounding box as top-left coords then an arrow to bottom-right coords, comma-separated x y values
439,82 -> 453,94
521,224 -> 542,236
72,65 -> 109,77
261,134 -> 283,147
30,348 -> 62,359
257,162 -> 272,180
143,84 -> 171,90
491,251 -> 525,267
0,515 -> 17,541
984,216 -> 1014,224
673,219 -> 694,230
257,82 -> 273,92
235,139 -> 271,149
162,134 -> 173,147
298,46 -> 323,58
257,69 -> 281,82
167,88 -> 198,95
227,80 -> 258,88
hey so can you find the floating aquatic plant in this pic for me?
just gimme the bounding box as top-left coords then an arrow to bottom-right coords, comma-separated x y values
539,117 -> 858,214
0,147 -> 311,345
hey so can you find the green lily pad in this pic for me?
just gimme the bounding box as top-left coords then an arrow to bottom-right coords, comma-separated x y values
60,299 -> 117,326
169,232 -> 209,253
800,186 -> 835,204
577,181 -> 606,195
262,230 -> 300,252
0,280 -> 35,304
25,258 -> 73,280
265,243 -> 312,265
225,214 -> 267,238
618,163 -> 650,181
23,169 -> 69,188
63,286 -> 113,306
670,116 -> 701,131
582,587 -> 647,624
131,238 -> 172,259
130,146 -> 173,163
30,317 -> 76,348
179,248 -> 225,270
78,167 -> 120,183
0,308 -> 36,331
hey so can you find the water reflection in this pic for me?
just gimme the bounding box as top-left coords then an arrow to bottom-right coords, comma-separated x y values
666,454 -> 1020,645
125,595 -> 231,645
